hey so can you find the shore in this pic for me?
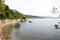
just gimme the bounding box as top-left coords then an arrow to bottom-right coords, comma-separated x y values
0,19 -> 23,40
0,19 -> 21,29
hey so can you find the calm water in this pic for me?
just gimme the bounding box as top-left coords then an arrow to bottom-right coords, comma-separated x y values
2,19 -> 60,40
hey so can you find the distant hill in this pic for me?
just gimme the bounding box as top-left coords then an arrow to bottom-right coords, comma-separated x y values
25,15 -> 41,18
25,15 -> 60,19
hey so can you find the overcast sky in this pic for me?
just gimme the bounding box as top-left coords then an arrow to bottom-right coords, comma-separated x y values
5,0 -> 60,17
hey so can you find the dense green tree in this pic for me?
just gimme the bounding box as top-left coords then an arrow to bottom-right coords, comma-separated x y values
0,0 -> 26,19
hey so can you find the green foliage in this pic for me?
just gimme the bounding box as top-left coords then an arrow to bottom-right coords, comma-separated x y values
0,12 -> 6,19
0,0 -> 26,19
5,5 -> 9,11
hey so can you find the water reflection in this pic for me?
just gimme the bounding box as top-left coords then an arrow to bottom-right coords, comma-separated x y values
54,24 -> 58,29
54,22 -> 60,29
1,23 -> 20,40
14,23 -> 20,29
55,26 -> 60,29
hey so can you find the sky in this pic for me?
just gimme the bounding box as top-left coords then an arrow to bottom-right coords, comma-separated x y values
5,0 -> 60,17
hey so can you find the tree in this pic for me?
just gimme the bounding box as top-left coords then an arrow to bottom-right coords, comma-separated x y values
0,0 -> 26,19
52,6 -> 60,17
5,5 -> 9,11
0,12 -> 6,19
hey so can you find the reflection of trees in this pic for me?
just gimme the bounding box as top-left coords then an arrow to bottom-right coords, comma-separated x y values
14,23 -> 20,29
54,22 -> 60,29
55,25 -> 58,29
55,26 -> 60,29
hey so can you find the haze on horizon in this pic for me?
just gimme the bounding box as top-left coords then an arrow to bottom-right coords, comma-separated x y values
5,0 -> 60,17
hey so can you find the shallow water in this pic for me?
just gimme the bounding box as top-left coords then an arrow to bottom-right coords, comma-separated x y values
2,19 -> 60,40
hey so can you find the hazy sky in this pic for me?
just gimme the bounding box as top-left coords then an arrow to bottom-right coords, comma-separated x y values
5,0 -> 60,17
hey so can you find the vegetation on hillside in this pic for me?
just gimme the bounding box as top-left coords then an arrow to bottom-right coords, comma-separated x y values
0,0 -> 26,19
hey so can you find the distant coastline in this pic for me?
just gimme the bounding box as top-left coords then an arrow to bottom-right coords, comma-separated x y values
25,15 -> 60,19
